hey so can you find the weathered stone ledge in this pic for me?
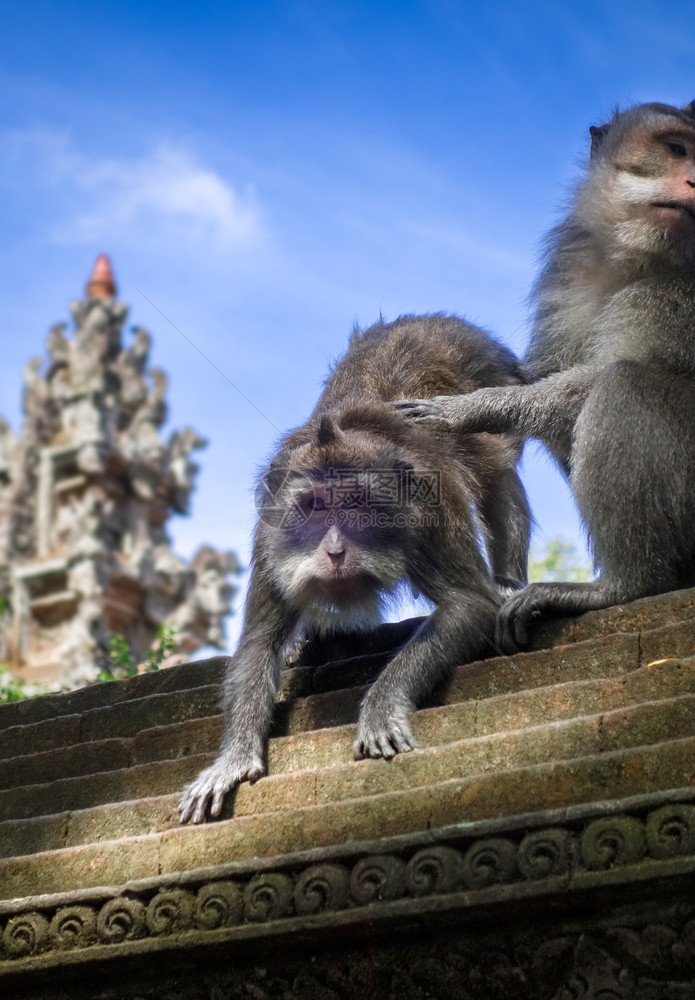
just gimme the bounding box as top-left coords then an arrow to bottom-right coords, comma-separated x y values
3,731 -> 695,899
2,591 -> 695,995
5,608 -> 694,770
2,610 -> 693,771
0,642 -> 653,784
2,653 -> 693,832
2,582 -> 694,735
0,657 -> 230,731
0,688 -> 690,862
2,785 -> 695,979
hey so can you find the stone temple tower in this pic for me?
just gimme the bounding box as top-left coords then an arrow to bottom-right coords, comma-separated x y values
0,256 -> 241,688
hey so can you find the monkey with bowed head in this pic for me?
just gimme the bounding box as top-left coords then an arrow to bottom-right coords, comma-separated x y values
179,314 -> 530,824
397,101 -> 695,651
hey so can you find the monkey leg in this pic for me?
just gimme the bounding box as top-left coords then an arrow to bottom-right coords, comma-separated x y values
574,360 -> 695,595
495,361 -> 695,651
478,462 -> 532,585
353,589 -> 497,760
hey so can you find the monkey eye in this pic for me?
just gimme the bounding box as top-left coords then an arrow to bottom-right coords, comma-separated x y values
667,141 -> 688,157
298,492 -> 325,515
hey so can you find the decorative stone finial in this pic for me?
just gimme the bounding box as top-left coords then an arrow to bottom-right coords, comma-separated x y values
86,254 -> 117,299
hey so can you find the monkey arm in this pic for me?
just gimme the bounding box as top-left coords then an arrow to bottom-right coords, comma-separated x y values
394,364 -> 601,454
353,588 -> 497,760
178,569 -> 292,824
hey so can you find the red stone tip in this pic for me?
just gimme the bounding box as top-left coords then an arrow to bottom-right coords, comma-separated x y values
86,254 -> 117,299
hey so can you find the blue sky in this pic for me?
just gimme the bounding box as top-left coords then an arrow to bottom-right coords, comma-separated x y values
2,0 -> 693,644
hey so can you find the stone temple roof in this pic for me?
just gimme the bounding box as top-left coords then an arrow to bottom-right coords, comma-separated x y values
1,589 -> 695,997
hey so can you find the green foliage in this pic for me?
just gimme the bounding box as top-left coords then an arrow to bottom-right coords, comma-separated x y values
146,623 -> 178,670
106,633 -> 133,677
0,664 -> 27,703
0,663 -> 46,704
99,623 -> 179,682
528,536 -> 592,584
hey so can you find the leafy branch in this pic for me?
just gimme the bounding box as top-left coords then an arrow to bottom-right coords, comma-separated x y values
99,623 -> 178,681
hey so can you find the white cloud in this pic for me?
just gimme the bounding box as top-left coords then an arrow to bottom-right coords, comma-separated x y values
5,131 -> 262,250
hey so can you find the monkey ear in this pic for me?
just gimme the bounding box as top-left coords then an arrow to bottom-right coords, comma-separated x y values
316,415 -> 343,446
682,101 -> 695,119
589,124 -> 610,158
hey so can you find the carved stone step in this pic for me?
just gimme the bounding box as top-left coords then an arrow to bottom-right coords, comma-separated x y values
0,625 -> 415,735
0,684 -> 222,764
1,586 -> 692,739
0,656 -> 230,731
2,686 -> 695,863
1,643 -> 692,802
0,628 -> 642,766
2,732 -> 695,900
2,610 -> 692,770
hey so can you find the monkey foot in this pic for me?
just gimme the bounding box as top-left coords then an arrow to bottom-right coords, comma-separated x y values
178,752 -> 264,825
493,586 -> 544,653
353,717 -> 416,761
496,581 -> 621,654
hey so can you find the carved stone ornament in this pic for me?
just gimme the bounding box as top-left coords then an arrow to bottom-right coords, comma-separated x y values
3,788 -> 695,998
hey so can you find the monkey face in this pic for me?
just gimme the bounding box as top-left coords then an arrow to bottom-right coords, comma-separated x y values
259,461 -> 414,632
582,109 -> 695,262
645,135 -> 695,240
255,405 -> 449,632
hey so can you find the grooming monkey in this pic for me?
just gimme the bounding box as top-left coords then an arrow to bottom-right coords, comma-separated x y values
179,314 -> 530,824
398,101 -> 695,651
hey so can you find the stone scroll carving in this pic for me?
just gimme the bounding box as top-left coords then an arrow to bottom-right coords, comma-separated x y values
3,795 -> 695,987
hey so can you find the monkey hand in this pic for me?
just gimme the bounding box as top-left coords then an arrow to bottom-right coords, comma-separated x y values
393,395 -> 468,428
353,689 -> 416,760
495,584 -> 546,653
394,391 -> 506,434
178,748 -> 264,825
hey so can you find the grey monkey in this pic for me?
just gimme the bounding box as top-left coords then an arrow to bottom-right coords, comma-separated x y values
179,314 -> 530,824
397,101 -> 695,651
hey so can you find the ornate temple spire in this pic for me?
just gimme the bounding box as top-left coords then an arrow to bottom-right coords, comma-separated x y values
0,258 -> 240,687
86,253 -> 117,299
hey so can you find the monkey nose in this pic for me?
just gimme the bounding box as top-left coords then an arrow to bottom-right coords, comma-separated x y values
325,526 -> 344,550
324,526 -> 347,563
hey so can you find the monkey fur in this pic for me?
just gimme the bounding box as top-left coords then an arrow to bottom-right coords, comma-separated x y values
179,314 -> 530,823
397,101 -> 695,651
